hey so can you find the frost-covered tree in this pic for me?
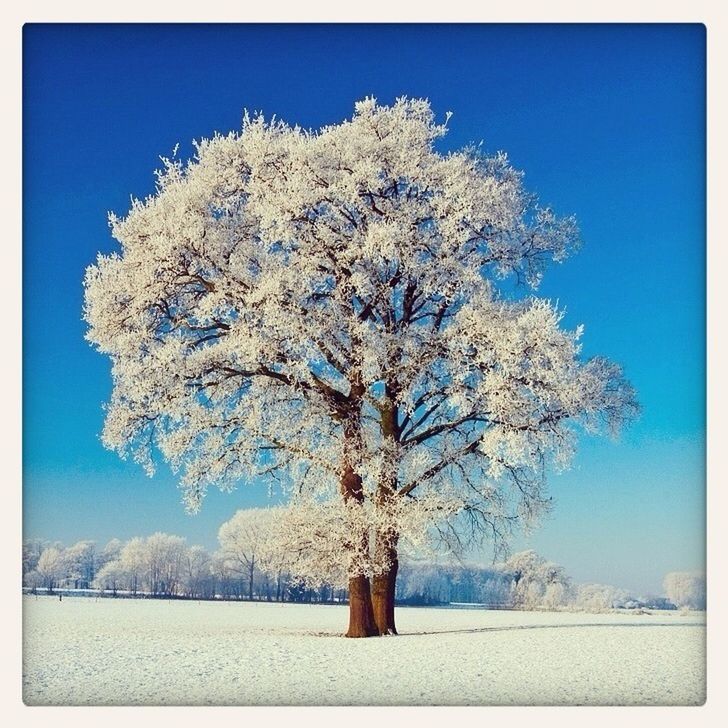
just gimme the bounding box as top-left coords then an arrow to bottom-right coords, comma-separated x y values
663,572 -> 706,610
94,533 -> 188,596
504,550 -> 571,609
94,559 -> 128,596
181,545 -> 213,598
84,97 -> 637,636
24,569 -> 43,593
573,583 -> 629,612
145,532 -> 187,596
64,540 -> 97,589
35,547 -> 66,593
391,559 -> 514,606
22,539 -> 47,581
117,537 -> 147,595
218,508 -> 279,600
210,550 -> 240,600
98,538 -> 123,569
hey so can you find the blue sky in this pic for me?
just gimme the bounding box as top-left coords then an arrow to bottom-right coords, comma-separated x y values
23,24 -> 705,595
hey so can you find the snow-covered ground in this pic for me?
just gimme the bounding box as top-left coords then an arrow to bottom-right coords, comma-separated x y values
22,595 -> 705,706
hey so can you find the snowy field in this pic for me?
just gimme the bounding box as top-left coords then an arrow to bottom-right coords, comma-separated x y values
23,595 -> 705,706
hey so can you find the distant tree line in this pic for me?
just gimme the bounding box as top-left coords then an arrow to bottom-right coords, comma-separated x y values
394,551 -> 688,612
22,534 -> 344,603
22,512 -> 705,612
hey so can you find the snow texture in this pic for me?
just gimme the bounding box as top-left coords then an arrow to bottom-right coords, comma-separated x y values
23,596 -> 705,706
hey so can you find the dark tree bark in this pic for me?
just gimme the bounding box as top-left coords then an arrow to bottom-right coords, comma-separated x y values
341,442 -> 377,637
342,458 -> 378,637
372,543 -> 399,635
347,573 -> 378,637
372,389 -> 400,635
341,377 -> 379,638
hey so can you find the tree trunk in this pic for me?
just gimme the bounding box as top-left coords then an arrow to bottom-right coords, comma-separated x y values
372,557 -> 398,635
372,386 -> 400,635
339,372 -> 379,637
372,533 -> 399,634
346,574 -> 378,638
341,424 -> 378,637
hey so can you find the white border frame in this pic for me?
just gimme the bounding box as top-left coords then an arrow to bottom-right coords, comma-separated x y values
4,2 -> 725,725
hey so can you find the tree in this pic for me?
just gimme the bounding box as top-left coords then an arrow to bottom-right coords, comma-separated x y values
94,559 -> 128,596
65,540 -> 97,589
573,583 -> 629,612
98,538 -> 123,569
145,532 -> 186,596
24,569 -> 43,593
22,539 -> 47,581
210,550 -> 239,600
663,572 -> 706,610
181,545 -> 213,598
118,537 -> 147,595
35,547 -> 66,593
95,534 -> 188,596
84,97 -> 637,637
504,550 -> 571,609
218,509 -> 278,600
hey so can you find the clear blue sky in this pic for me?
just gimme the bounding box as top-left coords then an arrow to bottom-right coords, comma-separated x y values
23,24 -> 705,595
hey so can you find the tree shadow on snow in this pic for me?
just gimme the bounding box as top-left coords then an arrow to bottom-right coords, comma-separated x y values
403,622 -> 703,637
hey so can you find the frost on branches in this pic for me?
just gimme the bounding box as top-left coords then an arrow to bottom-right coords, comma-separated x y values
663,572 -> 706,610
84,97 -> 638,636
